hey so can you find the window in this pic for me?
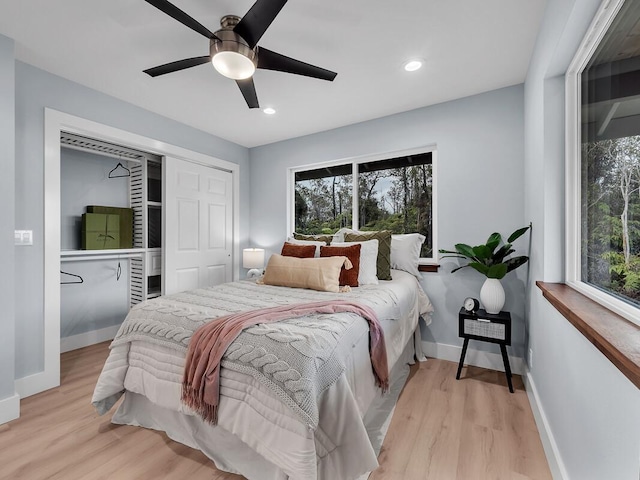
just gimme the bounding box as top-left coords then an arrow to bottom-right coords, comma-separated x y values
567,0 -> 640,325
291,148 -> 437,261
294,164 -> 353,234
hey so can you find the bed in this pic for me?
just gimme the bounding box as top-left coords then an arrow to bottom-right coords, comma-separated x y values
92,269 -> 433,480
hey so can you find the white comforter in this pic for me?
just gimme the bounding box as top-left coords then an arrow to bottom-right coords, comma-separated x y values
92,270 -> 432,480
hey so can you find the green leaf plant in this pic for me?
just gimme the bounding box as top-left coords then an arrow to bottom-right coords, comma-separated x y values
439,225 -> 531,279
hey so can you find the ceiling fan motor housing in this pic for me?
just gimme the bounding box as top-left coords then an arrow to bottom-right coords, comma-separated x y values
210,16 -> 257,79
210,30 -> 256,63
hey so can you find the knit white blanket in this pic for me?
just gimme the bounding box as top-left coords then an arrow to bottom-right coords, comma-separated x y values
108,280 -> 404,428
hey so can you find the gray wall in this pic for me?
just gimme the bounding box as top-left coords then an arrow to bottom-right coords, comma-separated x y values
0,35 -> 15,402
250,85 -> 528,358
14,61 -> 251,378
524,0 -> 640,478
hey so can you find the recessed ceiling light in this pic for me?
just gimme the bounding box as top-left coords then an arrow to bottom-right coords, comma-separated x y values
263,107 -> 276,115
404,60 -> 423,72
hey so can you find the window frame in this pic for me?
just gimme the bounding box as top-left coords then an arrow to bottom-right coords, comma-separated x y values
565,0 -> 640,326
287,145 -> 438,264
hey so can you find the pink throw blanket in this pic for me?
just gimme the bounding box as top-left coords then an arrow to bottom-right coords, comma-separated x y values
182,300 -> 389,425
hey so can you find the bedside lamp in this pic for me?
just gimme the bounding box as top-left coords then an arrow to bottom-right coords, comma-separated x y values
243,248 -> 265,279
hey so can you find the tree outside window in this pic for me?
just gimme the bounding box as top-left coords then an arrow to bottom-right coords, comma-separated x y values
579,0 -> 640,309
294,151 -> 434,258
294,165 -> 353,235
358,154 -> 433,258
582,137 -> 640,306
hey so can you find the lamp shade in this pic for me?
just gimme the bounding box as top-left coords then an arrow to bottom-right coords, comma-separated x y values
243,248 -> 265,269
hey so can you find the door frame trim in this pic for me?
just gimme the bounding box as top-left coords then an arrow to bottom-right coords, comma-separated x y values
21,108 -> 240,399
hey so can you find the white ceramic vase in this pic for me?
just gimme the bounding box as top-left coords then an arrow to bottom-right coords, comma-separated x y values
480,278 -> 505,314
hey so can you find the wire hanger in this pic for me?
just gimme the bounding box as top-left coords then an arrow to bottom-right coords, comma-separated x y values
60,270 -> 84,285
108,161 -> 130,178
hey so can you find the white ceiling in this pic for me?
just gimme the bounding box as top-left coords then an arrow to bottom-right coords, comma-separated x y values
0,0 -> 546,147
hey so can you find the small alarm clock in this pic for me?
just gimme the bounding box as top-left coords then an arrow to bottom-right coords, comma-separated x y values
463,297 -> 480,313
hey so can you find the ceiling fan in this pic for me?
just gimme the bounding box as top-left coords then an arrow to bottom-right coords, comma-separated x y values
143,0 -> 337,109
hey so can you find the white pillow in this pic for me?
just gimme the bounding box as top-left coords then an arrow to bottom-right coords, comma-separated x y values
331,239 -> 379,285
332,227 -> 352,243
391,233 -> 426,278
286,237 -> 325,257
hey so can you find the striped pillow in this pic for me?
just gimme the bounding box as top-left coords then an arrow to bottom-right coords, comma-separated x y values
344,230 -> 392,280
292,232 -> 333,245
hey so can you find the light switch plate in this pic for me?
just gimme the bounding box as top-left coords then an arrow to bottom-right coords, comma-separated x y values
15,230 -> 33,246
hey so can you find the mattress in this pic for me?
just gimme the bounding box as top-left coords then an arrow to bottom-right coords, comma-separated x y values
92,269 -> 433,480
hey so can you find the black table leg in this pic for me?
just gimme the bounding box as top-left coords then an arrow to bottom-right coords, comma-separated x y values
456,338 -> 469,380
500,344 -> 514,393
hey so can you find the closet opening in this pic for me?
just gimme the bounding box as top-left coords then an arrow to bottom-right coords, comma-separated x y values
30,109 -> 241,401
59,132 -> 163,357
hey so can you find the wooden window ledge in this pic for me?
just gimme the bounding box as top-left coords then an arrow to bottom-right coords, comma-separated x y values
537,282 -> 640,389
418,264 -> 439,273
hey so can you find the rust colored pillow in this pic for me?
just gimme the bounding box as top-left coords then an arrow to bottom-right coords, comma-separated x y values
281,242 -> 316,258
320,244 -> 361,287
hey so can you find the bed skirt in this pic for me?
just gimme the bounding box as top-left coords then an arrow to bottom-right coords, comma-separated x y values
111,331 -> 418,480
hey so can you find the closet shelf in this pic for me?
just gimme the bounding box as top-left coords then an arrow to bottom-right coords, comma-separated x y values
61,248 -> 145,262
148,201 -> 162,208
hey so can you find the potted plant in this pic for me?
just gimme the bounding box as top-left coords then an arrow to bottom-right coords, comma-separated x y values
439,225 -> 531,314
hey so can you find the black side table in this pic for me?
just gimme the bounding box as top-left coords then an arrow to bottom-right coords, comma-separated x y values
455,308 -> 513,393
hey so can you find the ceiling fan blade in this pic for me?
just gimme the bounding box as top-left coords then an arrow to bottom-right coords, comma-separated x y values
144,55 -> 211,77
233,0 -> 287,49
257,48 -> 337,81
145,0 -> 218,40
236,78 -> 260,109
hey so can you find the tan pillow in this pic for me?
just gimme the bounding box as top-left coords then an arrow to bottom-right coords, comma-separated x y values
262,254 -> 352,293
320,244 -> 361,287
281,242 -> 316,258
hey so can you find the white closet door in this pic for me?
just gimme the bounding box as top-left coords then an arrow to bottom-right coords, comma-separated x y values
163,156 -> 233,295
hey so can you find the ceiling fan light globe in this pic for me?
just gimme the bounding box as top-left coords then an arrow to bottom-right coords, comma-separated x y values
212,51 -> 256,80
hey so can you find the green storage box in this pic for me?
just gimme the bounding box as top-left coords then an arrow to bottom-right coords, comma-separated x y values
86,206 -> 134,248
82,213 -> 120,250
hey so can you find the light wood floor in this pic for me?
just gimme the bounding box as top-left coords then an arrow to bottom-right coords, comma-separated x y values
0,342 -> 551,480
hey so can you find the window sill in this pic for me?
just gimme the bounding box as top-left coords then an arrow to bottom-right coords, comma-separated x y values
536,281 -> 640,389
418,264 -> 440,273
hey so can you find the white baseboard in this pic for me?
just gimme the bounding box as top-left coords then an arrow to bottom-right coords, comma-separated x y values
524,371 -> 568,480
15,370 -> 59,399
60,325 -> 120,353
0,393 -> 20,425
421,340 -> 523,375
16,326 -> 118,399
